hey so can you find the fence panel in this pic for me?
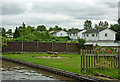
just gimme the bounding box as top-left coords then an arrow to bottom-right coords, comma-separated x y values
38,42 -> 52,52
7,42 -> 22,52
53,43 -> 66,52
23,42 -> 37,52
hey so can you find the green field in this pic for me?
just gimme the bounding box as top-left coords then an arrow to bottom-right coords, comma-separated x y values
2,53 -> 119,80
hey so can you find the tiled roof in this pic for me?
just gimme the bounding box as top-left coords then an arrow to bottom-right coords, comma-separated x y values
83,28 -> 106,34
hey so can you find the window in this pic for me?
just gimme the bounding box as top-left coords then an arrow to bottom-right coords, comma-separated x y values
61,33 -> 62,36
73,34 -> 76,36
105,33 -> 107,37
92,34 -> 94,37
87,34 -> 89,37
70,34 -> 71,36
96,34 -> 97,37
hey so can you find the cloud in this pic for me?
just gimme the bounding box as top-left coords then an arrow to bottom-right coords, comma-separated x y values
2,2 -> 27,15
1,1 -> 118,31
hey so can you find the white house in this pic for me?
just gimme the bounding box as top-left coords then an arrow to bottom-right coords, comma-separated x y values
67,29 -> 86,40
49,30 -> 68,37
82,28 -> 117,46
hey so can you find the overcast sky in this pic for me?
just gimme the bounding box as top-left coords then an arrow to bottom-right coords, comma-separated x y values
0,0 -> 119,31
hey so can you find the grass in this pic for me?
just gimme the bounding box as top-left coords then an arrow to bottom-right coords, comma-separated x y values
2,53 -> 119,80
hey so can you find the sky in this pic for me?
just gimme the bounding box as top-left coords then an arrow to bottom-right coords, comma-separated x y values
0,0 -> 119,31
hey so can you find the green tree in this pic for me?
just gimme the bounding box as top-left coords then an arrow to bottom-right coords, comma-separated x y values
13,27 -> 20,38
78,38 -> 86,49
98,21 -> 104,27
6,29 -> 13,37
49,25 -> 62,31
22,22 -> 26,28
68,28 -> 79,32
1,28 -> 6,37
84,20 -> 92,30
37,25 -> 46,31
103,21 -> 109,28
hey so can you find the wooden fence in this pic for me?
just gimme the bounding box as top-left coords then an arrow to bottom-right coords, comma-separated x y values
5,41 -> 93,53
80,49 -> 119,74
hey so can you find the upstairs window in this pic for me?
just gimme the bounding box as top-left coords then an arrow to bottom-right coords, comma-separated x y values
105,33 -> 107,37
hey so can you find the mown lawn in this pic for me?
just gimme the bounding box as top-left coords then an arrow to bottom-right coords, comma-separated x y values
2,53 -> 119,80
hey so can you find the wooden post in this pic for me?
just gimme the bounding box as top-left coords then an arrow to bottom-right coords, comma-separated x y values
52,42 -> 53,51
65,43 -> 67,54
37,41 -> 39,52
22,41 -> 23,52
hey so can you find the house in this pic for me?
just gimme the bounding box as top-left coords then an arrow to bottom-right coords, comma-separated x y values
67,29 -> 86,40
49,30 -> 68,37
82,28 -> 117,46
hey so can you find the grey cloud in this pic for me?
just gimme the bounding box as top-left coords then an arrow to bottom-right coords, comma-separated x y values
2,2 -> 27,15
31,2 -> 112,20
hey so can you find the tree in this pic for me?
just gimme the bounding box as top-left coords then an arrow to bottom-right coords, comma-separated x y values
37,25 -> 46,31
103,21 -> 109,28
49,25 -> 62,31
63,28 -> 67,32
1,28 -> 6,37
68,28 -> 79,32
6,29 -> 13,37
78,38 -> 86,49
98,21 -> 104,27
84,20 -> 92,30
13,27 -> 20,38
22,22 -> 26,28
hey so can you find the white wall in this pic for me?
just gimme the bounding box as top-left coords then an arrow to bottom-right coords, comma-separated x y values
78,30 -> 86,39
53,31 -> 68,37
99,29 -> 116,41
69,33 -> 78,40
83,33 -> 99,41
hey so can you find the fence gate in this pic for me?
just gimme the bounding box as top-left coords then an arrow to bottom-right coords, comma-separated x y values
80,48 -> 119,78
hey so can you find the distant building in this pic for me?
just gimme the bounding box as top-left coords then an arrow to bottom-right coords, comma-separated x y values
49,30 -> 68,37
82,28 -> 117,46
67,29 -> 86,40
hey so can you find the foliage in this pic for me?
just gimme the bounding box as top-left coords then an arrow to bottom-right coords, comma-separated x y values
49,25 -> 62,31
94,21 -> 109,29
84,20 -> 92,30
78,38 -> 86,49
68,28 -> 79,32
96,58 -> 110,70
37,25 -> 46,31
110,24 -> 120,40
13,27 -> 20,38
1,28 -> 6,37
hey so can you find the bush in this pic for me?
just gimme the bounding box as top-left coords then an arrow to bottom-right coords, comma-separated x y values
47,51 -> 54,55
16,52 -> 22,54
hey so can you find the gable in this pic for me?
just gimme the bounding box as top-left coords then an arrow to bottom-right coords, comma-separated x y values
99,28 -> 116,34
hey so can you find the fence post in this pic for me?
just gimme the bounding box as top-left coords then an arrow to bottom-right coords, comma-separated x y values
22,41 -> 23,52
37,41 -> 39,52
65,43 -> 67,54
52,42 -> 53,51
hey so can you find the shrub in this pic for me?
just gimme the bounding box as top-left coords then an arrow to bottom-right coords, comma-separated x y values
47,51 -> 54,55
16,52 -> 22,54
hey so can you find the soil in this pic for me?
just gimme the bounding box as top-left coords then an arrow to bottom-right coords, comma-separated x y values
36,56 -> 69,59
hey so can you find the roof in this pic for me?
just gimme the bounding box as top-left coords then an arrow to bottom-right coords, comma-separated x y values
67,29 -> 84,34
49,30 -> 62,34
83,28 -> 106,34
